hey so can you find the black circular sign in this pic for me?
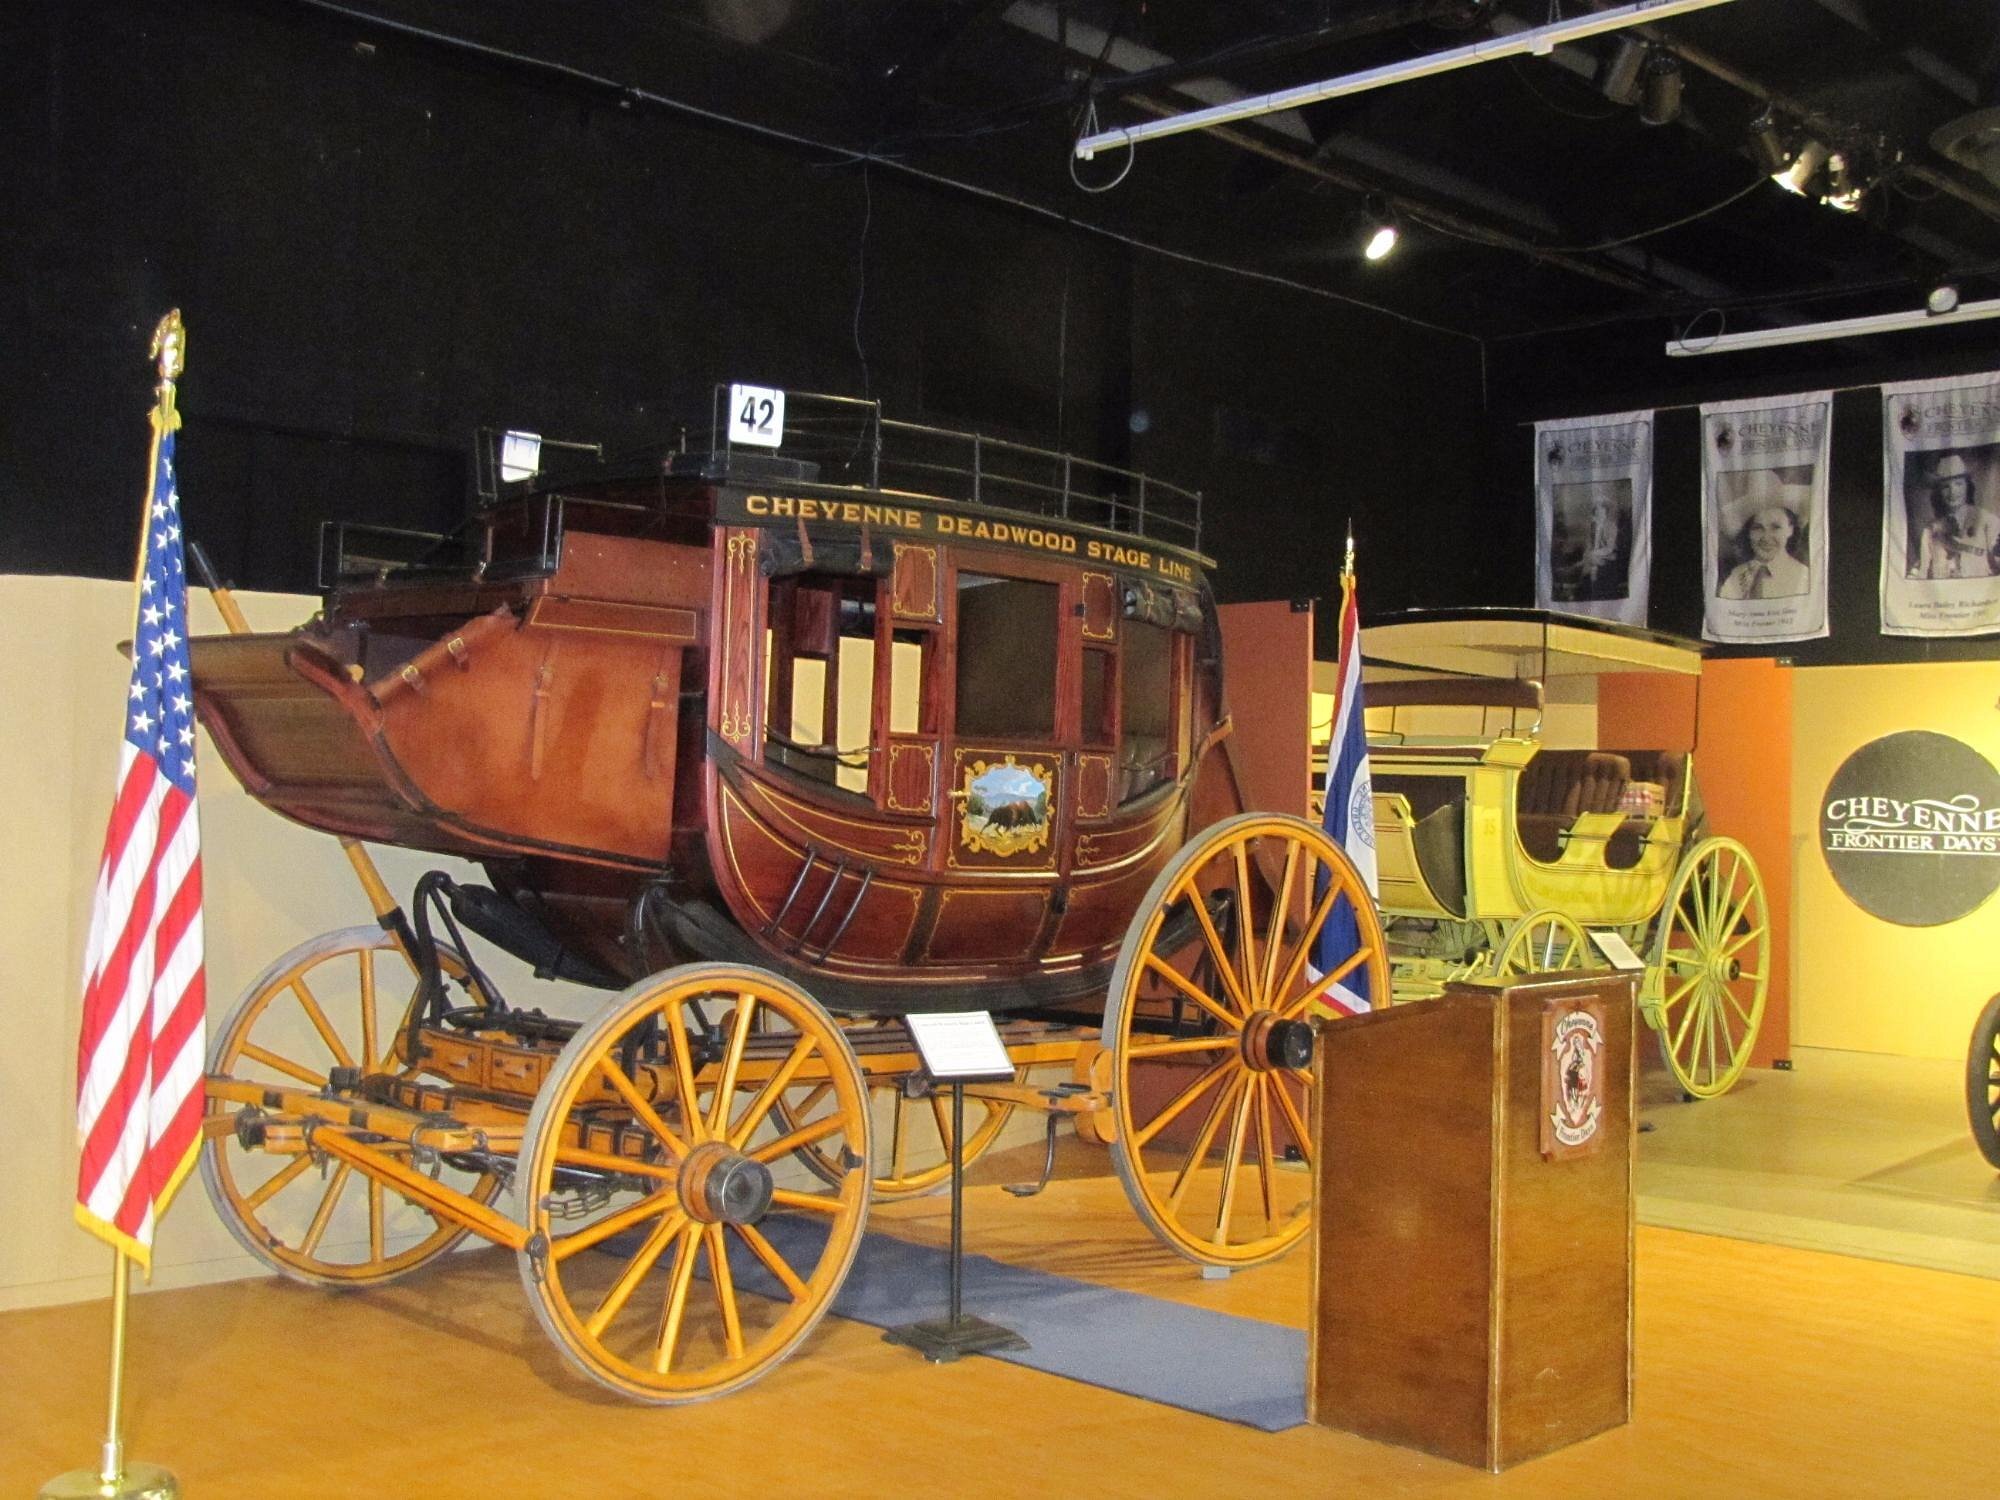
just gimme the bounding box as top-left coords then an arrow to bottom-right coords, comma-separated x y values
1820,730 -> 2000,927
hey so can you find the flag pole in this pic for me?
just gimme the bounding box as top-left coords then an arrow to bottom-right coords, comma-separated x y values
41,316 -> 187,1500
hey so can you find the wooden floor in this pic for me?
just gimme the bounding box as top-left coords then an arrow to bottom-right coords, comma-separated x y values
6,1142 -> 1997,1499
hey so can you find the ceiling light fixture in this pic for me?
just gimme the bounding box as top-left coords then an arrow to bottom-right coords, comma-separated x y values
1773,138 -> 1828,197
1820,151 -> 1865,212
1665,296 -> 2000,356
1599,37 -> 1647,107
1073,0 -> 1742,160
1927,283 -> 1961,315
1747,110 -> 1790,176
1638,50 -> 1683,127
1363,194 -> 1400,261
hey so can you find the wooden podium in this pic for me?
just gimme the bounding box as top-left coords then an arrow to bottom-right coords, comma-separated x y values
1307,971 -> 1637,1471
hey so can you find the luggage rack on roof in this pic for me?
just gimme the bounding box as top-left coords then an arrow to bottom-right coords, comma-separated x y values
686,387 -> 1204,552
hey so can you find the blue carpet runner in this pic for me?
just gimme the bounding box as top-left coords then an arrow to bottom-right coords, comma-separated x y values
745,1216 -> 1309,1431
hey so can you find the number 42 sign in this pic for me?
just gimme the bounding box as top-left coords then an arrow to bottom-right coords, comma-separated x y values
728,383 -> 785,449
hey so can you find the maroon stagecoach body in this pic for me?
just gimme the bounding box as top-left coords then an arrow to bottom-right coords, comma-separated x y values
189,395 -> 1236,1015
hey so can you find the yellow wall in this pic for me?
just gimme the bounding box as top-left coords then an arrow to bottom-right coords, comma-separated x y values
1792,661 -> 2000,1059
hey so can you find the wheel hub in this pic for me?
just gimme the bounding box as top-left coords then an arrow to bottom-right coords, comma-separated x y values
678,1141 -> 774,1226
1241,1011 -> 1313,1072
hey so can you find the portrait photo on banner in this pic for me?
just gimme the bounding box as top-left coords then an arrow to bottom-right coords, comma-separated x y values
1713,465 -> 1814,600
1897,444 -> 2000,581
1549,478 -> 1634,603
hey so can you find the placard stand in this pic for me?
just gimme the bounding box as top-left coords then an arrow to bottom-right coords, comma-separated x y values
883,1013 -> 1028,1363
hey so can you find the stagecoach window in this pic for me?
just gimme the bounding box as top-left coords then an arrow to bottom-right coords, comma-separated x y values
1120,620 -> 1173,801
953,573 -> 1057,740
765,575 -> 884,796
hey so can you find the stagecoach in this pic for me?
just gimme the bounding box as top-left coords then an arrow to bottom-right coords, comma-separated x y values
188,389 -> 1384,1403
1352,608 -> 1769,1099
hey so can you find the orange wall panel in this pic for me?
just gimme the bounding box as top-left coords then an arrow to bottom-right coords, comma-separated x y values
1217,600 -> 1314,818
1600,662 -> 1792,1066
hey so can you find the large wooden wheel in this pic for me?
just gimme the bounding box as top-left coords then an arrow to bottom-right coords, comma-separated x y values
1968,992 -> 2000,1170
516,963 -> 870,1404
200,926 -> 501,1287
1648,837 -> 1768,1099
1104,813 -> 1389,1267
766,1017 -> 1019,1200
1494,909 -> 1594,980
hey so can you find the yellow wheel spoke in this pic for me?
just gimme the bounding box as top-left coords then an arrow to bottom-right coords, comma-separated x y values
1269,1074 -> 1313,1169
1720,924 -> 1768,959
299,1161 -> 352,1257
1167,1073 -> 1244,1215
769,1187 -> 845,1215
1231,840 -> 1260,1008
749,1113 -> 846,1166
652,1223 -> 703,1375
707,997 -> 758,1137
1130,1056 -> 1232,1150
1278,945 -> 1369,1020
359,949 -> 379,1075
368,1179 -> 384,1265
1212,1076 -> 1257,1244
1259,842 -> 1301,1012
1267,879 -> 1340,1020
1671,984 -> 1705,1053
930,1093 -> 955,1153
238,1043 -> 325,1088
584,1208 -> 686,1336
706,1224 -> 745,1361
1253,1079 -> 1277,1230
1142,953 -> 1242,1031
595,1056 -> 692,1159
733,1221 -> 809,1302
243,1151 -> 315,1212
1127,1035 -> 1237,1059
665,1009 -> 708,1144
289,977 -> 354,1071
553,1188 -> 680,1264
1182,886 -> 1254,1016
729,1037 -> 817,1150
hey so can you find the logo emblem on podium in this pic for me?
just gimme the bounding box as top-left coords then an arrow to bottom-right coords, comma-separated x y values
1542,1004 -> 1606,1158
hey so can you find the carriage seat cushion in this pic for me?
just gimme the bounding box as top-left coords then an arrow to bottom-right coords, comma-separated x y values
1516,751 -> 1631,861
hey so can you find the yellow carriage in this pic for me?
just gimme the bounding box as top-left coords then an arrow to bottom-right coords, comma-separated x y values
1350,609 -> 1768,1098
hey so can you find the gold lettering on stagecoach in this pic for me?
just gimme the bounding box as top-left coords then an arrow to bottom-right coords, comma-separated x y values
742,495 -> 1201,582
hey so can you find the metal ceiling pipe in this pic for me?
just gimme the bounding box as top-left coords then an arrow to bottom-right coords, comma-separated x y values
1074,0 -> 1742,159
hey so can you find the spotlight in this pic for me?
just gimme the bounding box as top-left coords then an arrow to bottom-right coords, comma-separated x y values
1638,49 -> 1682,127
1774,138 -> 1828,196
1928,283 -> 1961,316
1362,193 -> 1399,262
1747,110 -> 1790,176
1599,37 -> 1646,107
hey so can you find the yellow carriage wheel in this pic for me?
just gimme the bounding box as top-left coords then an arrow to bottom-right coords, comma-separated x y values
1105,813 -> 1389,1268
1650,837 -> 1768,1099
763,1016 -> 1020,1201
516,963 -> 870,1404
200,925 -> 502,1287
1494,909 -> 1594,979
1966,992 -> 2000,1170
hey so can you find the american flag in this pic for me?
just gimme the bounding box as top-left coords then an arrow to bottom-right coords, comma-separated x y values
1310,555 -> 1377,1013
74,399 -> 207,1267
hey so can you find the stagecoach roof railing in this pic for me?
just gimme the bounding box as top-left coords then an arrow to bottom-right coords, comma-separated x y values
703,386 -> 1203,553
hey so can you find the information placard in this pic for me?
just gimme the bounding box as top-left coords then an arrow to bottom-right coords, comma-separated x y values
905,1011 -> 1014,1080
1587,929 -> 1646,971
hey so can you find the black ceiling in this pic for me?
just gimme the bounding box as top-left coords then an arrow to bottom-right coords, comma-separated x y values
350,0 -> 2000,345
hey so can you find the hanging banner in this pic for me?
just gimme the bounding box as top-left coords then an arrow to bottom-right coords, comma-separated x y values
1535,410 -> 1651,626
1699,392 -> 1831,644
1881,371 -> 2000,637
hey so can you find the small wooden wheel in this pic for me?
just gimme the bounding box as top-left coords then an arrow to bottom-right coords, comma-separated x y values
764,1017 -> 1019,1200
516,963 -> 870,1404
1967,992 -> 2000,1170
200,925 -> 501,1287
1104,813 -> 1389,1267
1494,909 -> 1594,979
1649,837 -> 1768,1099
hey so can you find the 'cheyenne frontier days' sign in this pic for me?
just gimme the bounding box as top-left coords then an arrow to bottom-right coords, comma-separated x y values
1820,729 -> 2000,926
